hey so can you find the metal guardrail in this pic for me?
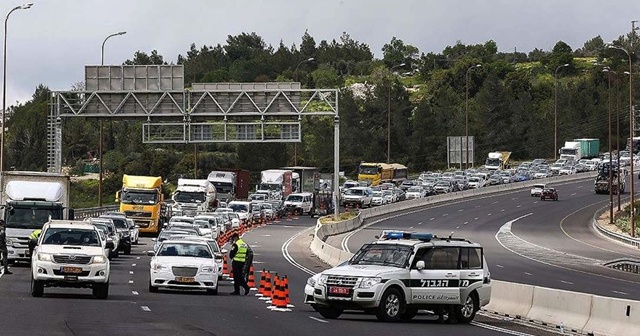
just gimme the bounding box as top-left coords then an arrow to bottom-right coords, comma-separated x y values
74,205 -> 120,220
592,204 -> 640,249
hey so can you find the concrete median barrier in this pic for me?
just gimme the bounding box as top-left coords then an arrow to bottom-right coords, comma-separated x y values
526,286 -> 592,332
484,280 -> 533,318
584,294 -> 640,336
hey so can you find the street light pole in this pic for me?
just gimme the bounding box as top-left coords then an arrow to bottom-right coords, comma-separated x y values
293,57 -> 315,166
387,63 -> 405,164
465,64 -> 481,169
609,45 -> 634,237
1,3 -> 32,174
98,31 -> 126,206
604,67 -> 615,223
554,63 -> 569,161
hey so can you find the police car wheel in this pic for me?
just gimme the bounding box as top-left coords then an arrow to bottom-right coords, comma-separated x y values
31,276 -> 44,297
317,306 -> 342,319
454,294 -> 478,323
376,288 -> 405,322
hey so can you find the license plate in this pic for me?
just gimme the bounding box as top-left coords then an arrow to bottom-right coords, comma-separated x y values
61,266 -> 83,274
329,286 -> 350,295
175,276 -> 195,283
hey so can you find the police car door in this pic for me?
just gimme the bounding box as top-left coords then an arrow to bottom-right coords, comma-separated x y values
409,247 -> 461,305
459,247 -> 484,296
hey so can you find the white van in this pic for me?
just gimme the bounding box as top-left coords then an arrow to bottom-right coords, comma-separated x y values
284,192 -> 313,215
227,201 -> 252,221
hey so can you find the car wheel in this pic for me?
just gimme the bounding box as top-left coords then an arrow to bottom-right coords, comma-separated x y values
93,282 -> 109,299
400,308 -> 418,321
149,280 -> 159,293
317,306 -> 343,319
376,288 -> 405,322
454,293 -> 478,323
31,276 -> 44,297
555,197 -> 558,201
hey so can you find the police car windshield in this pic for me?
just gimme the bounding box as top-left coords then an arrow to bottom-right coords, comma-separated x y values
42,228 -> 100,247
351,244 -> 412,268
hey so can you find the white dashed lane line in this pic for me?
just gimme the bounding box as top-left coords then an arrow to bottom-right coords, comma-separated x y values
496,265 -> 504,268
128,280 -> 134,284
132,263 -> 136,267
136,257 -> 141,260
501,209 -> 505,212
458,209 -> 464,212
492,201 -> 499,204
132,291 -> 139,295
309,316 -> 328,323
442,214 -> 448,217
524,272 -> 532,276
560,280 -> 574,285
417,222 -> 423,225
570,193 -> 577,196
487,213 -> 492,216
464,222 -> 468,225
516,205 -> 522,208
474,217 -> 479,220
430,218 -> 435,221
613,290 -> 628,295
129,271 -> 134,275
141,306 -> 151,312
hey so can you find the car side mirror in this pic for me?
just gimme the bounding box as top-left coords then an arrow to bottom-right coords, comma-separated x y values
221,249 -> 228,254
416,260 -> 425,270
146,250 -> 156,257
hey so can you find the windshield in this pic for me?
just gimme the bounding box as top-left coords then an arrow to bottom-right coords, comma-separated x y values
485,158 -> 500,166
344,189 -> 364,196
157,243 -> 212,258
103,217 -> 127,229
358,166 -> 379,175
228,203 -> 249,212
174,191 -> 205,203
559,148 -> 578,155
212,182 -> 233,194
343,182 -> 358,189
351,244 -> 412,268
5,205 -> 63,230
373,191 -> 383,197
286,195 -> 303,202
407,187 -> 421,193
121,190 -> 158,205
42,228 -> 100,247
258,183 -> 280,191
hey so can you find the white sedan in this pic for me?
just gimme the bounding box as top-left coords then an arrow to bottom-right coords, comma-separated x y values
148,240 -> 219,295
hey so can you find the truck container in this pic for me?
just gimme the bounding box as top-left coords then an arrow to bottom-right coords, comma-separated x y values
1,171 -> 72,262
484,152 -> 511,170
257,169 -> 298,200
207,169 -> 250,201
558,142 -> 582,161
573,138 -> 600,159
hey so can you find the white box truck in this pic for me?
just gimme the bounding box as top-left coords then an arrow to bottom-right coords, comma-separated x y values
1,171 -> 72,262
171,178 -> 217,216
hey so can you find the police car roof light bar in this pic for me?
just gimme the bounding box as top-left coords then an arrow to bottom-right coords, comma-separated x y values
383,231 -> 433,241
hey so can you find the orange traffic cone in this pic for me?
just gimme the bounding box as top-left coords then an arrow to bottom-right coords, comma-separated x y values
247,265 -> 257,290
283,276 -> 294,308
259,271 -> 272,300
286,212 -> 292,222
274,213 -> 280,223
256,269 -> 266,297
267,273 -> 278,304
267,274 -> 280,307
222,255 -> 229,278
270,276 -> 290,311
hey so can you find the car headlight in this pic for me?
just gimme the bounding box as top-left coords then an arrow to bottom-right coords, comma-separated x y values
358,277 -> 382,289
307,276 -> 316,287
92,255 -> 107,264
37,253 -> 53,261
201,266 -> 216,273
151,263 -> 168,271
317,274 -> 328,286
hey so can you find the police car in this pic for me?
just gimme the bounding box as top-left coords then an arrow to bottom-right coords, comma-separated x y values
310,231 -> 491,323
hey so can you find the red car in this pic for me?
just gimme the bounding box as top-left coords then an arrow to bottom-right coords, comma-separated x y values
540,188 -> 558,201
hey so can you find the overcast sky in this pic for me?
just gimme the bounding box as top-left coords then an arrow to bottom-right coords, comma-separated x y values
3,0 -> 639,104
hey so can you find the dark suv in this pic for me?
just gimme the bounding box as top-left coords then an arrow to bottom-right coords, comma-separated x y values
540,188 -> 558,201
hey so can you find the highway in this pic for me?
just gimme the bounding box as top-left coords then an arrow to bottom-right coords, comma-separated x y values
1,177 -> 633,335
0,217 -> 557,335
339,177 -> 640,300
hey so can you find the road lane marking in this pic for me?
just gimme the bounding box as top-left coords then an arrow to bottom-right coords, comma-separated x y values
129,271 -> 134,275
511,197 -> 518,200
136,257 -> 141,260
417,222 -> 423,225
474,217 -> 478,220
613,290 -> 628,295
533,201 -> 538,204
464,222 -> 469,225
492,201 -> 499,204
456,226 -> 460,229
132,263 -> 136,267
430,218 -> 435,221
496,265 -> 504,268
524,272 -> 532,276
471,321 -> 537,336
560,280 -> 574,285
570,193 -> 577,196
129,280 -> 134,284
516,205 -> 522,208
282,227 -> 316,275
409,226 -> 414,229
501,209 -> 505,212
141,306 -> 151,312
261,235 -> 272,237
458,209 -> 464,212
309,316 -> 328,323
487,213 -> 492,216
132,291 -> 139,295
442,213 -> 448,217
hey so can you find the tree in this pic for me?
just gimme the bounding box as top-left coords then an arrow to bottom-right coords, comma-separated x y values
124,50 -> 166,65
382,37 -> 419,70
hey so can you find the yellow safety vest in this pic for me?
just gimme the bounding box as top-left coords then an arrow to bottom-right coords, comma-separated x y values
233,239 -> 249,263
29,229 -> 42,240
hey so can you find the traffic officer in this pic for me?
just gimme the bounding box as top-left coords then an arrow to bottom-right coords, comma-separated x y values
28,229 -> 42,257
229,232 -> 252,295
0,220 -> 12,274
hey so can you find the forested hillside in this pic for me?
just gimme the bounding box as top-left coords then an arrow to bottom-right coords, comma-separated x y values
5,30 -> 639,206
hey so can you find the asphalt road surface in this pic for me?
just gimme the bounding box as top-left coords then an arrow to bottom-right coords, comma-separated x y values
0,213 -> 559,336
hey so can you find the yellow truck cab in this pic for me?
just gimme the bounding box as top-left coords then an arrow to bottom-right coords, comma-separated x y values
116,175 -> 166,235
